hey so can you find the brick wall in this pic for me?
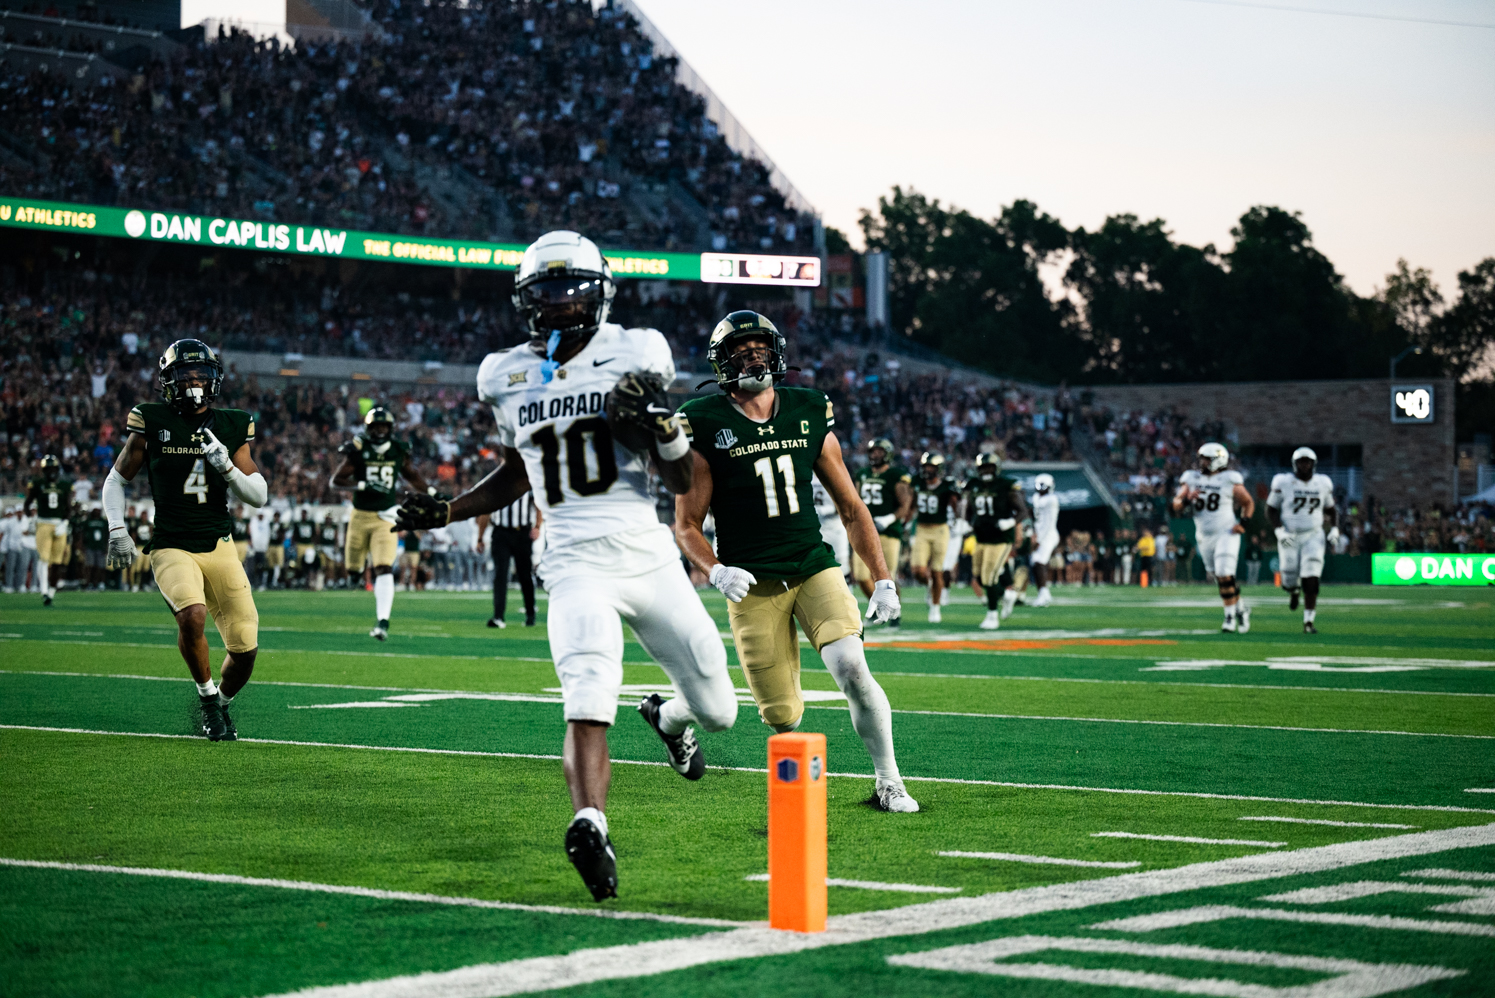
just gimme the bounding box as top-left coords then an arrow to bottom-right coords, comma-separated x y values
1081,379 -> 1456,508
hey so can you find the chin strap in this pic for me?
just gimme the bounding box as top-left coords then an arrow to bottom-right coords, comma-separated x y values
540,329 -> 562,384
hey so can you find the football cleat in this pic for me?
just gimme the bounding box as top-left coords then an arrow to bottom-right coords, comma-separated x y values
1288,588 -> 1300,610
979,610 -> 1001,630
525,610 -> 537,627
218,698 -> 238,740
200,694 -> 232,741
1304,621 -> 1318,634
637,694 -> 705,780
876,781 -> 920,813
1033,587 -> 1053,608
370,619 -> 389,641
1000,592 -> 1018,619
42,594 -> 53,607
486,617 -> 506,629
1236,606 -> 1251,634
927,605 -> 941,624
565,817 -> 618,901
1221,616 -> 1238,634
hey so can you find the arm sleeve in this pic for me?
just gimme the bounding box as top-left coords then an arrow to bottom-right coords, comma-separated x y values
102,468 -> 129,533
227,468 -> 268,507
636,328 -> 677,383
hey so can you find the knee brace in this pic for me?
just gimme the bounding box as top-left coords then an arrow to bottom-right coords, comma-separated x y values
1217,576 -> 1239,601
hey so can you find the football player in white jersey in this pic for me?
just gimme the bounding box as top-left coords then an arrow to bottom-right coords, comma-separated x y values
395,231 -> 736,903
1266,447 -> 1339,633
1030,473 -> 1061,607
811,473 -> 851,579
1172,443 -> 1256,633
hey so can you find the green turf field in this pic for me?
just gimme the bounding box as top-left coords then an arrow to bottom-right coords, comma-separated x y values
2,582 -> 1492,997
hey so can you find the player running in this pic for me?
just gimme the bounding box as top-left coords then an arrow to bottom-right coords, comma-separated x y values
330,406 -> 432,640
1173,442 -> 1256,633
1267,447 -> 1339,633
1029,473 -> 1061,607
852,437 -> 913,627
965,454 -> 1028,629
394,231 -> 737,902
910,452 -> 959,623
23,455 -> 72,606
102,339 -> 266,741
674,311 -> 916,813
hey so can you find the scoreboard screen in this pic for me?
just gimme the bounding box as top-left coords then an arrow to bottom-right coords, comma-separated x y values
700,252 -> 821,287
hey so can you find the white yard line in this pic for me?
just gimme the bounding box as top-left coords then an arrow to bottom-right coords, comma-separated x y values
7,724 -> 1495,816
1466,788 -> 1495,793
1092,904 -> 1495,938
1259,880 -> 1495,904
0,858 -> 748,928
938,851 -> 1139,869
1405,868 -> 1495,881
249,822 -> 1495,998
1092,832 -> 1286,847
741,874 -> 959,894
1239,816 -> 1418,829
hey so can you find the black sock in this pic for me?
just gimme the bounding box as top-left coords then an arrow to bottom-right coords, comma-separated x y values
987,585 -> 1001,611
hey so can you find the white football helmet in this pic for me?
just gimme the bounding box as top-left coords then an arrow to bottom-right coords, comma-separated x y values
1292,446 -> 1317,467
512,230 -> 615,344
1034,473 -> 1055,493
1198,442 -> 1229,473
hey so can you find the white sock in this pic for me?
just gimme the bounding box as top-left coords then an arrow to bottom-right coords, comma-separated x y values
196,679 -> 219,697
37,562 -> 48,595
1224,605 -> 1236,621
573,806 -> 608,837
1304,609 -> 1316,623
1002,589 -> 1017,606
658,695 -> 693,736
820,635 -> 900,782
374,573 -> 395,622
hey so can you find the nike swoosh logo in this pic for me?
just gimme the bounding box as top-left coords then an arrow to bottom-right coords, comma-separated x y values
592,358 -> 615,366
646,405 -> 672,414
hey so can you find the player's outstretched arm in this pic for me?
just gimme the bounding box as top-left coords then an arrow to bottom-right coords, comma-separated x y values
329,455 -> 358,491
673,450 -> 718,577
816,433 -> 890,582
448,447 -> 531,523
103,435 -> 149,568
894,478 -> 914,529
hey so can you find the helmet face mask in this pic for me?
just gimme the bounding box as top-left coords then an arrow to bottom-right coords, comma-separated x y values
1197,442 -> 1229,474
868,437 -> 894,468
511,231 -> 615,352
159,339 -> 223,414
920,451 -> 944,481
40,454 -> 60,480
1292,446 -> 1317,480
974,453 -> 1000,479
708,311 -> 786,392
364,407 -> 395,445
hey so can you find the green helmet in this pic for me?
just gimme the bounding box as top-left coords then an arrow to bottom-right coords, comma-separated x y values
920,451 -> 945,479
158,339 -> 223,413
974,452 -> 1002,479
868,437 -> 894,464
39,454 -> 60,479
706,310 -> 786,392
364,406 -> 395,444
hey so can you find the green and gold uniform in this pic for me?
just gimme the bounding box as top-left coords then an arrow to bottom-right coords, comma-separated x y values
966,473 -> 1024,586
341,436 -> 409,571
82,513 -> 109,569
232,515 -> 250,562
125,402 -> 258,651
851,462 -> 912,582
679,387 -> 861,731
27,475 -> 73,564
911,477 -> 958,570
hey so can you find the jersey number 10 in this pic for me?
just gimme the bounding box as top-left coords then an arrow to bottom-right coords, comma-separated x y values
531,417 -> 618,506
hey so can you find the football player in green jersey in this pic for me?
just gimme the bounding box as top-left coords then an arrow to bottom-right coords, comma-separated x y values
23,454 -> 72,605
330,406 -> 432,640
851,437 -> 913,627
964,453 -> 1028,630
675,311 -> 918,812
102,339 -> 267,741
910,452 -> 960,623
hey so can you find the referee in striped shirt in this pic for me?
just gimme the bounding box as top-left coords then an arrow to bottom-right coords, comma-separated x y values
478,492 -> 540,628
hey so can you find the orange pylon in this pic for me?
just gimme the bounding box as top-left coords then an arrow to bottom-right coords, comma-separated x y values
767,732 -> 827,932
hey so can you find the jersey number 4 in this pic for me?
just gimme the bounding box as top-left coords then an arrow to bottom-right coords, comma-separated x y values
184,459 -> 209,504
531,418 -> 618,506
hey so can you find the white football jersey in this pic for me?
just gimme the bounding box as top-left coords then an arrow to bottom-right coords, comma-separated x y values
476,323 -> 674,552
810,473 -> 838,520
1032,490 -> 1060,539
1267,472 -> 1335,533
1179,468 -> 1245,534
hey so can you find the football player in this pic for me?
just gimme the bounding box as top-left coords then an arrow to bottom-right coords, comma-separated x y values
1267,447 -> 1338,633
811,473 -> 851,579
1172,443 -> 1256,633
394,231 -> 737,902
909,452 -> 959,623
965,454 -> 1028,629
102,339 -> 266,741
22,454 -> 72,606
1029,473 -> 1061,607
674,311 -> 916,812
330,406 -> 432,640
852,437 -> 913,627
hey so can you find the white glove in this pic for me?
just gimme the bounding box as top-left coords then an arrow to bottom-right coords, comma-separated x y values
106,528 -> 137,570
1274,526 -> 1295,549
865,578 -> 900,623
1326,526 -> 1341,547
952,518 -> 971,537
871,513 -> 897,531
996,517 -> 1016,531
200,428 -> 234,474
709,563 -> 756,603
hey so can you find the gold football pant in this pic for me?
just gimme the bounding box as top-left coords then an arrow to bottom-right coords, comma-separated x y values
35,520 -> 70,565
345,509 -> 398,571
726,567 -> 862,731
910,523 -> 950,570
972,543 -> 1013,587
851,534 -> 903,582
151,539 -> 259,652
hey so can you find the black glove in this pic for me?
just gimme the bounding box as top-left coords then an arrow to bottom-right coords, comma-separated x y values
393,491 -> 450,531
605,371 -> 678,452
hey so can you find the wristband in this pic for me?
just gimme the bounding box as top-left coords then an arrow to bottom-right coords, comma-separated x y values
427,486 -> 438,496
356,481 -> 366,491
656,430 -> 690,462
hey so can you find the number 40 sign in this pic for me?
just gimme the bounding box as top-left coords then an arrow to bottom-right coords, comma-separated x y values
1391,384 -> 1435,424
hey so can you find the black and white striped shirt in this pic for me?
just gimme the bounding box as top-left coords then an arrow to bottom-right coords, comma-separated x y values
492,492 -> 537,530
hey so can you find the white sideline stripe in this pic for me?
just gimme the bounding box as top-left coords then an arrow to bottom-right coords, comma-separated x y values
852,670 -> 1495,699
251,823 -> 1495,998
938,851 -> 1140,869
1093,832 -> 1287,847
8,724 -> 1495,816
1091,904 -> 1495,938
1467,788 -> 1495,793
1405,868 -> 1495,882
1259,880 -> 1495,904
741,874 -> 959,894
1239,816 -> 1418,829
0,858 -> 750,928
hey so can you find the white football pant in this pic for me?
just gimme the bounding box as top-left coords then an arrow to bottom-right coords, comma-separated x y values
1277,529 -> 1326,589
1195,530 -> 1241,578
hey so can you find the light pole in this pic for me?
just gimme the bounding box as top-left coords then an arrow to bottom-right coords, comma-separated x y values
1389,345 -> 1423,381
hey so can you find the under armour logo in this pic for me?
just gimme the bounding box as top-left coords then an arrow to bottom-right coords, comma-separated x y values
757,425 -> 776,436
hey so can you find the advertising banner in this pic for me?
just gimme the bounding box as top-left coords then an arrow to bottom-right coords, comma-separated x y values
1372,552 -> 1495,586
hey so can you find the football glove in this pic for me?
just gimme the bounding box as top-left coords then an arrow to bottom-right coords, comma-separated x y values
199,428 -> 234,474
871,513 -> 897,532
604,371 -> 678,452
105,528 -> 137,570
394,491 -> 450,531
996,517 -> 1017,531
1274,526 -> 1295,549
865,579 -> 900,623
709,563 -> 756,602
1326,526 -> 1341,547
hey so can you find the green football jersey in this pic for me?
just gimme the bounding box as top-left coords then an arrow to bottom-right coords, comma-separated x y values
293,520 -> 316,544
83,515 -> 109,551
340,436 -> 411,512
853,462 -> 912,536
678,387 -> 839,580
126,402 -> 255,554
26,476 -> 71,520
966,474 -> 1024,544
231,517 -> 249,542
914,478 -> 959,525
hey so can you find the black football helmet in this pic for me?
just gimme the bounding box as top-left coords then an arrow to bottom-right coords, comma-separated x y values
364,406 -> 395,444
868,437 -> 895,467
707,311 -> 787,392
974,453 -> 1002,479
159,339 -> 223,413
39,454 -> 60,479
920,451 -> 945,481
